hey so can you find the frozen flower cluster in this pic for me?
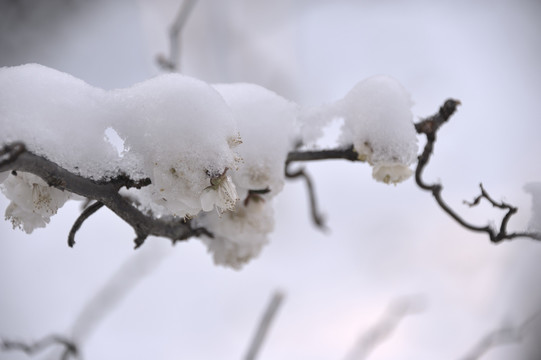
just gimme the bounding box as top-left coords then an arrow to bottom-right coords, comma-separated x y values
1,172 -> 75,233
1,64 -> 420,269
300,75 -> 418,184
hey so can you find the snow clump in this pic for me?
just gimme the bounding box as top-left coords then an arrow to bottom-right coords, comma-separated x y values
300,75 -> 418,184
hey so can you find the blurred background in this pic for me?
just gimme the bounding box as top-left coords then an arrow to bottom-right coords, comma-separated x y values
1,0 -> 541,359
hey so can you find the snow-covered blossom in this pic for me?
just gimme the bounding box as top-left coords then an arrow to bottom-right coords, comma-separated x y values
339,75 -> 418,183
372,163 -> 414,185
299,75 -> 418,185
195,199 -> 274,269
1,172 -> 73,233
524,182 -> 541,232
214,83 -> 297,198
200,169 -> 239,213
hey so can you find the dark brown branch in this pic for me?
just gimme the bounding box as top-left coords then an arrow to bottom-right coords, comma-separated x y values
286,145 -> 359,163
285,162 -> 327,229
1,335 -> 78,359
414,99 -> 541,243
0,143 -> 212,248
68,201 -> 104,247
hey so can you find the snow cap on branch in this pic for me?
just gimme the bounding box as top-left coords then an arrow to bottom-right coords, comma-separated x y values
340,75 -> 418,184
299,75 -> 418,184
214,83 -> 297,199
109,74 -> 241,218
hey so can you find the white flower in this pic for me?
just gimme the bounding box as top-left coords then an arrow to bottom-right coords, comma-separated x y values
200,169 -> 239,213
1,172 -> 73,233
372,162 -> 413,185
196,199 -> 274,269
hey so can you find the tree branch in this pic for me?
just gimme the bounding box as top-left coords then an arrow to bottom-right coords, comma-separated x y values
156,0 -> 198,72
414,99 -> 541,243
244,290 -> 285,360
0,143 -> 212,248
1,335 -> 78,360
460,312 -> 540,360
68,201 -> 104,247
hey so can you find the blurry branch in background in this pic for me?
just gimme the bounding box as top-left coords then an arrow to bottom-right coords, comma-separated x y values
414,100 -> 541,243
0,244 -> 169,360
156,0 -> 198,72
244,291 -> 285,360
0,335 -> 78,360
343,295 -> 426,360
69,243 -> 169,345
459,312 -> 541,360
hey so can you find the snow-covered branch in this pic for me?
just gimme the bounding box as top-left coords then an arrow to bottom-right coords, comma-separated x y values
0,142 -> 211,248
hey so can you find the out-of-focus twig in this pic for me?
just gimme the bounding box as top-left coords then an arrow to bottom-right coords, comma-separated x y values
156,0 -> 198,72
244,291 -> 285,360
70,243 -> 169,343
460,312 -> 540,360
343,296 -> 426,360
0,335 -> 78,360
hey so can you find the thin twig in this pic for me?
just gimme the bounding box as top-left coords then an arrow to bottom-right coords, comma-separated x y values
1,335 -> 78,359
156,0 -> 198,72
68,201 -> 104,247
460,312 -> 540,360
244,291 -> 285,360
343,296 -> 426,360
285,162 -> 327,229
414,99 -> 541,243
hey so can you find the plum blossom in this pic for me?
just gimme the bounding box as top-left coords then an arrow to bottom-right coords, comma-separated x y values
196,199 -> 274,269
200,169 -> 239,214
1,172 -> 73,233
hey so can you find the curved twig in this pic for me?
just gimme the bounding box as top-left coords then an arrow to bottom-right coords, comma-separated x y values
68,201 -> 104,247
414,99 -> 541,243
285,162 -> 327,229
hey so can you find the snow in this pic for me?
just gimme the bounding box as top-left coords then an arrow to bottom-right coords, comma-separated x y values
196,199 -> 274,269
213,83 -> 297,199
109,73 -> 241,218
0,64 -> 121,179
299,75 -> 418,184
1,65 -> 421,266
